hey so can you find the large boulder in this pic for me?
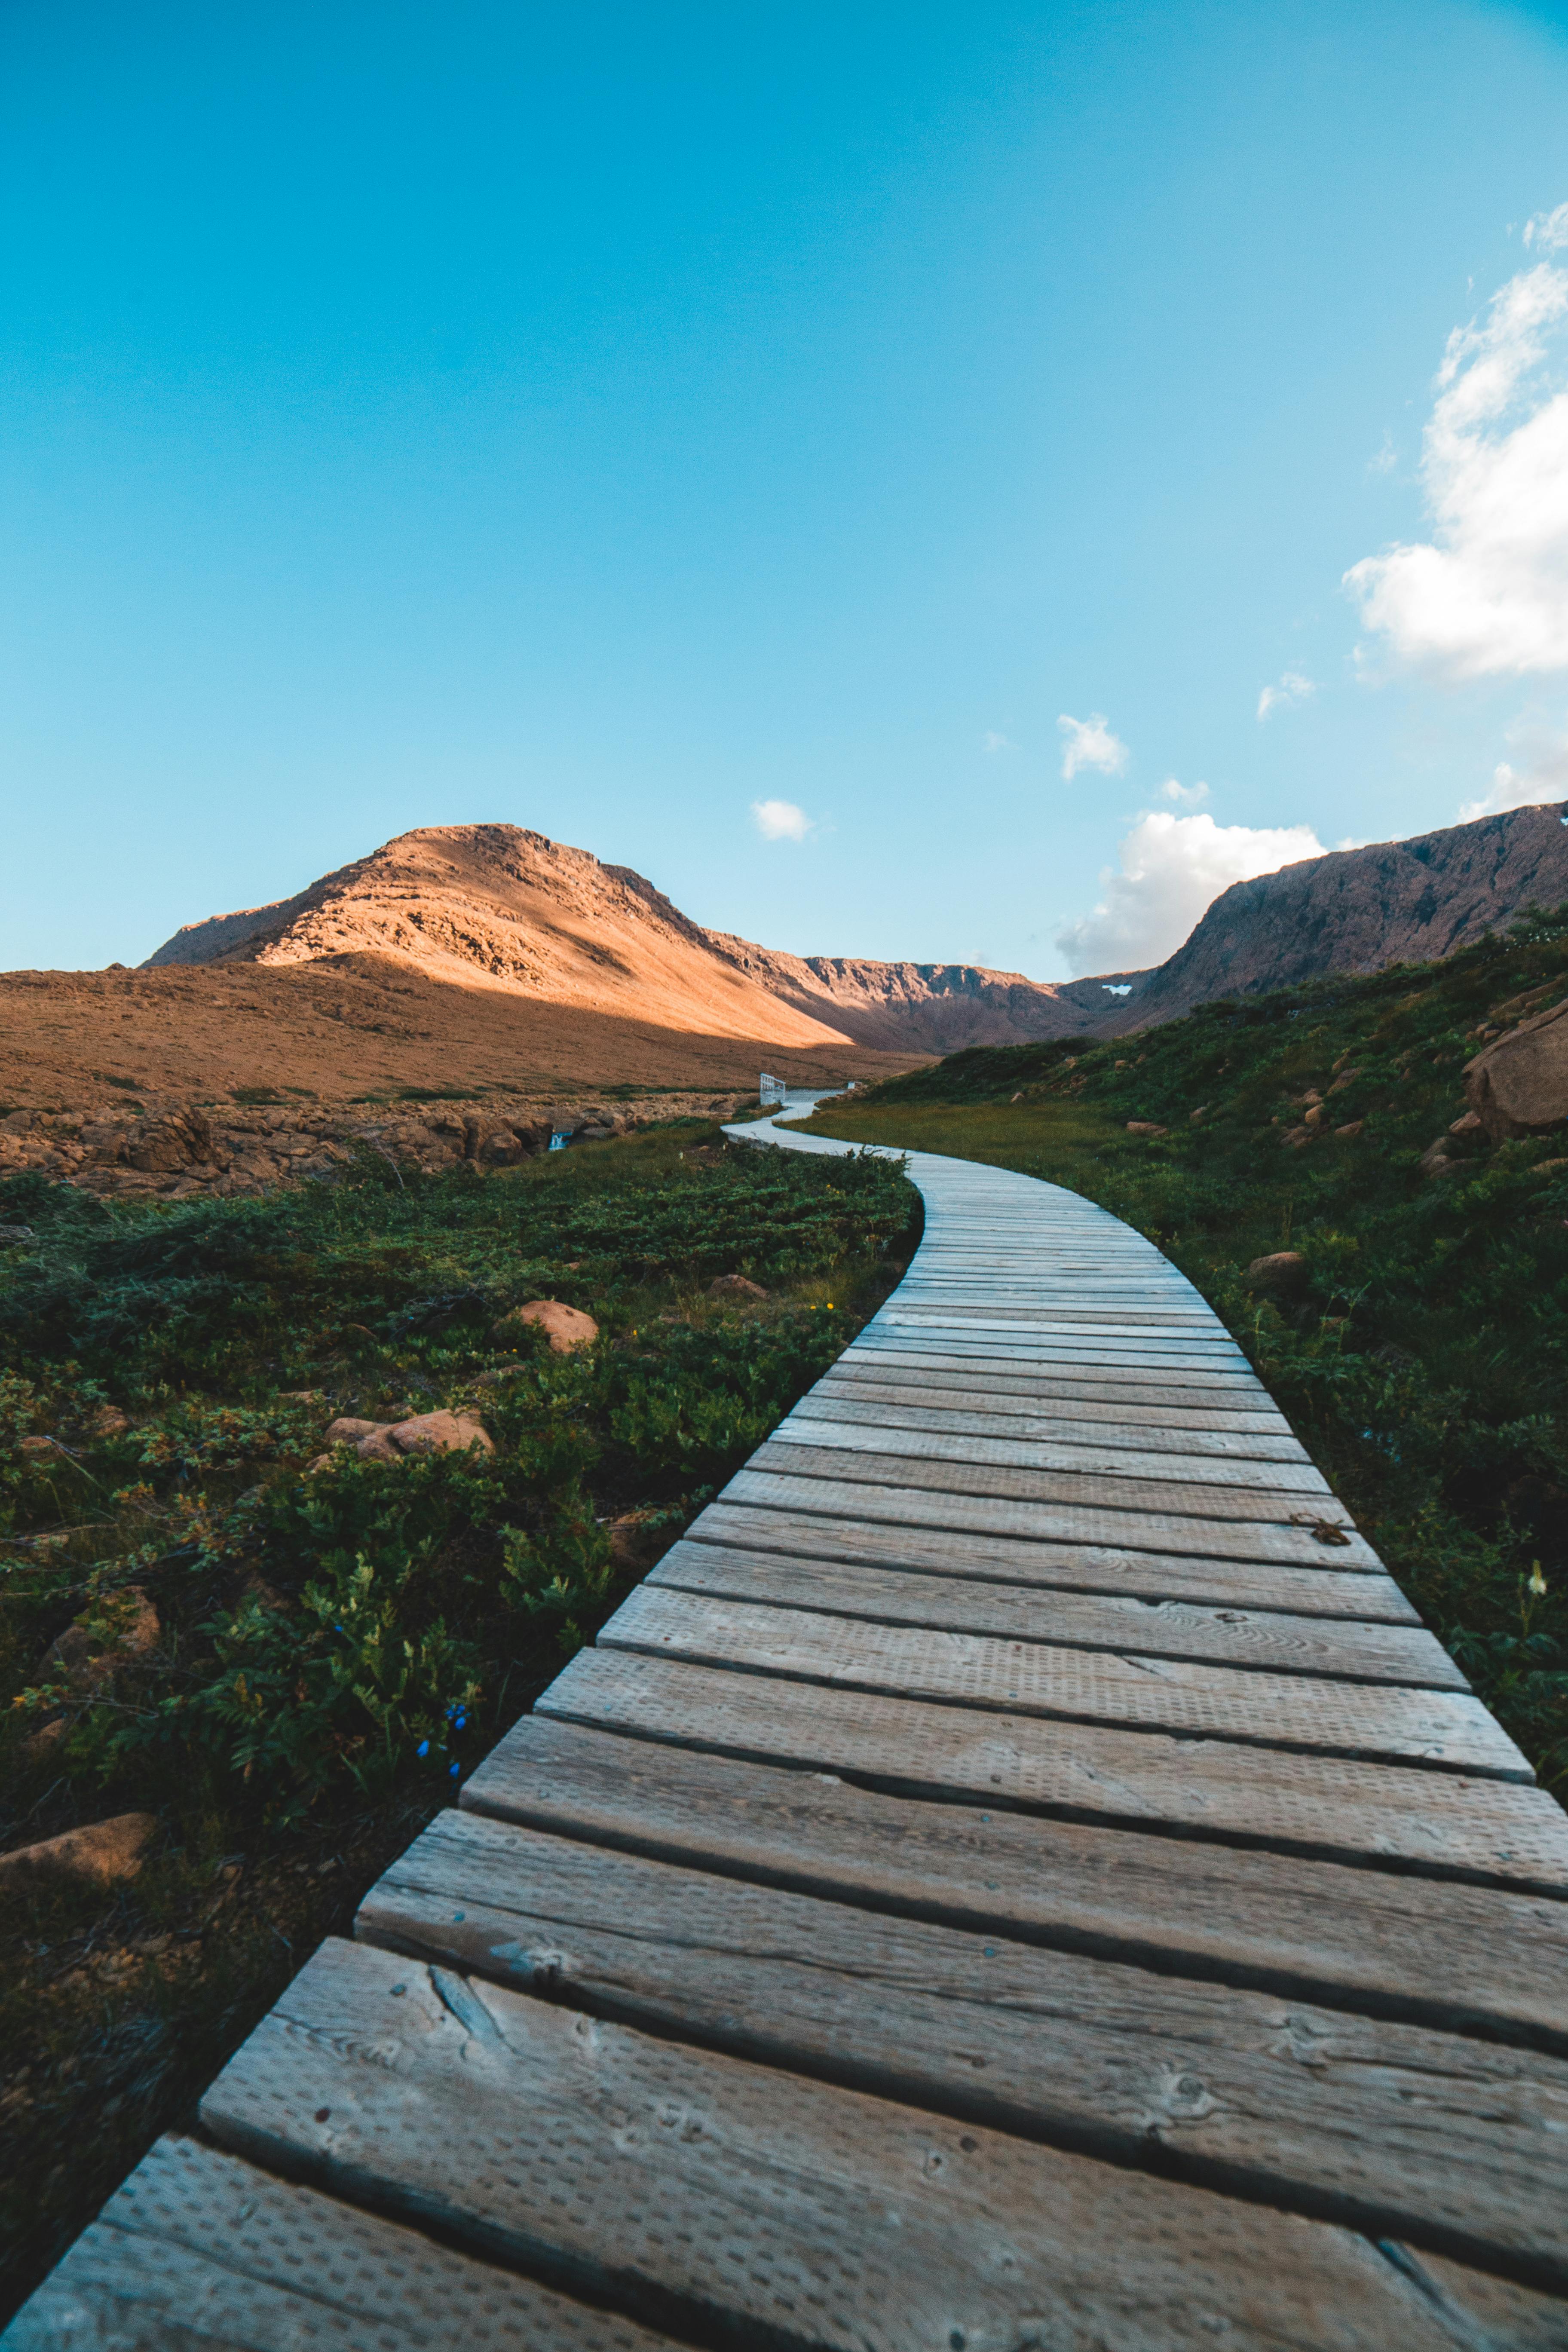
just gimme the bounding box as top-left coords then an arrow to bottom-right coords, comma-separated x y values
493,1300 -> 599,1354
0,1813 -> 156,1886
1465,998 -> 1568,1140
388,1410 -> 494,1458
122,1106 -> 214,1173
1245,1251 -> 1308,1293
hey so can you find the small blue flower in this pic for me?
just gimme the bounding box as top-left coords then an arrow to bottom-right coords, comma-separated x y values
416,1739 -> 430,1758
449,1761 -> 460,1777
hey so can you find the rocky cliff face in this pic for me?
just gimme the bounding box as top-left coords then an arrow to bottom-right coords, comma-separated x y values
699,933 -> 1151,1052
1098,802 -> 1568,1034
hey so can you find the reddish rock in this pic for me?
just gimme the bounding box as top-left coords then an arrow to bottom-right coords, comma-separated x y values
388,1411 -> 494,1458
1124,1121 -> 1167,1137
493,1300 -> 599,1354
122,1106 -> 214,1174
325,1416 -> 389,1444
46,1589 -> 160,1685
1335,1120 -> 1365,1139
0,1812 -> 156,1886
707,1274 -> 769,1302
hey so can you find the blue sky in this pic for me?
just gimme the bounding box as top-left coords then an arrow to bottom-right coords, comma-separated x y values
6,0 -> 1568,977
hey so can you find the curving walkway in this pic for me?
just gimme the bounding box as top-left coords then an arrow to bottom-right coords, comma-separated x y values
10,1100 -> 1568,2349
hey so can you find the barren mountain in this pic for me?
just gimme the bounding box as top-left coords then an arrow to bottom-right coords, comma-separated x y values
698,934 -> 1145,1051
1097,801 -> 1568,1034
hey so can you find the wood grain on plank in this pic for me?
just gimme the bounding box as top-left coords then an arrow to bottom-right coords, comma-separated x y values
690,1496 -> 1421,1621
359,1809 -> 1568,2287
724,1465 -> 1384,1572
836,1344 -> 1277,1403
647,1539 -> 1465,1688
600,1586 -> 1523,1776
198,1933 -> 1512,2352
802,1386 -> 1306,1458
540,1649 -> 1568,1890
747,1439 -> 1359,1536
772,1413 -> 1334,1497
462,1718 -> 1568,2053
0,2133 -> 677,2351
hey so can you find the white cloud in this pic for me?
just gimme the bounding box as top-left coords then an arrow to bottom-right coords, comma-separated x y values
1344,260 -> 1568,678
1055,810 -> 1326,975
750,797 -> 811,842
982,730 -> 1016,754
1158,778 -> 1210,805
1256,671 -> 1315,720
1368,433 -> 1399,477
1057,711 -> 1128,780
1524,202 -> 1568,254
1457,718 -> 1568,820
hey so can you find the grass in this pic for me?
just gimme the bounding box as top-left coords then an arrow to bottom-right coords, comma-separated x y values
790,906 -> 1568,1796
0,1118 -> 919,2321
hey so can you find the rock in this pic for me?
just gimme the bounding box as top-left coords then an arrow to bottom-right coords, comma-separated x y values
304,1452 -> 335,1475
355,1427 -> 404,1463
1448,1111 -> 1484,1137
493,1300 -> 599,1354
1334,1121 -> 1364,1139
1280,1125 -> 1314,1149
1465,998 -> 1568,1139
46,1588 -> 160,1684
325,1416 -> 388,1445
1418,1137 -> 1458,1179
387,1410 -> 495,1459
605,1510 -> 658,1571
472,1364 -> 524,1390
1327,1068 -> 1362,1094
122,1106 -> 214,1174
0,1222 -> 34,1243
1124,1121 -> 1167,1136
1188,1105 -> 1210,1124
707,1274 -> 769,1302
86,1406 -> 130,1441
1531,1158 -> 1568,1177
0,1812 -> 156,1886
278,1388 -> 325,1404
18,1434 -> 59,1458
1304,1105 -> 1326,1128
1245,1251 -> 1308,1292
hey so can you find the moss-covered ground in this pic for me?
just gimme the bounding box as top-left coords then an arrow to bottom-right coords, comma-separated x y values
0,1120 -> 919,2321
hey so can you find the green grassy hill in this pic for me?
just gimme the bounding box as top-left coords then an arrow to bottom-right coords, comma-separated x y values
793,908 -> 1568,1799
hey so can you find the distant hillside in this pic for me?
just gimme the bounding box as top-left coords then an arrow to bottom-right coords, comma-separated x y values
1098,801 -> 1568,1033
700,933 -> 1148,1052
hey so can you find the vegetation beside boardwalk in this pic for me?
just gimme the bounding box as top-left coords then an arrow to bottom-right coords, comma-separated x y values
793,909 -> 1568,1797
0,1121 -> 919,2321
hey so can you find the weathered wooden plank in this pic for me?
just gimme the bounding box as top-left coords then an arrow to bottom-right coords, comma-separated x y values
692,1496 -> 1422,1620
0,2133 -> 677,2350
854,1331 -> 1271,1380
838,1343 -> 1277,1402
724,1465 -> 1385,1572
462,1718 -> 1568,2053
1393,2249 -> 1568,2348
600,1587 -> 1523,1777
359,1809 -> 1568,2287
748,1439 -> 1360,1536
197,1933 -> 1521,2351
647,1539 -> 1466,1688
803,1386 -> 1306,1457
539,1649 -> 1568,1889
812,1368 -> 1297,1437
772,1412 -> 1334,1497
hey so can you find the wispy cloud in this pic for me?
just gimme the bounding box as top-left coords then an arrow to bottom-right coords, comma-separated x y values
1256,671 -> 1315,721
1158,778 -> 1209,806
982,730 -> 1016,754
750,798 -> 812,842
1344,255 -> 1568,678
1057,712 -> 1128,781
1055,810 -> 1325,974
1524,202 -> 1568,254
1458,717 -> 1568,820
1368,432 -> 1398,477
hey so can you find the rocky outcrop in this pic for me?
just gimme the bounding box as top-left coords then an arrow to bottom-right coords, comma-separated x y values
1465,998 -> 1568,1139
0,1093 -> 737,1205
493,1301 -> 599,1353
1100,802 -> 1568,1035
0,1814 -> 157,1886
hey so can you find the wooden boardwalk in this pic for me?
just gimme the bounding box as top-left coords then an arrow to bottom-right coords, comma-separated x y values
11,1101 -> 1568,2349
